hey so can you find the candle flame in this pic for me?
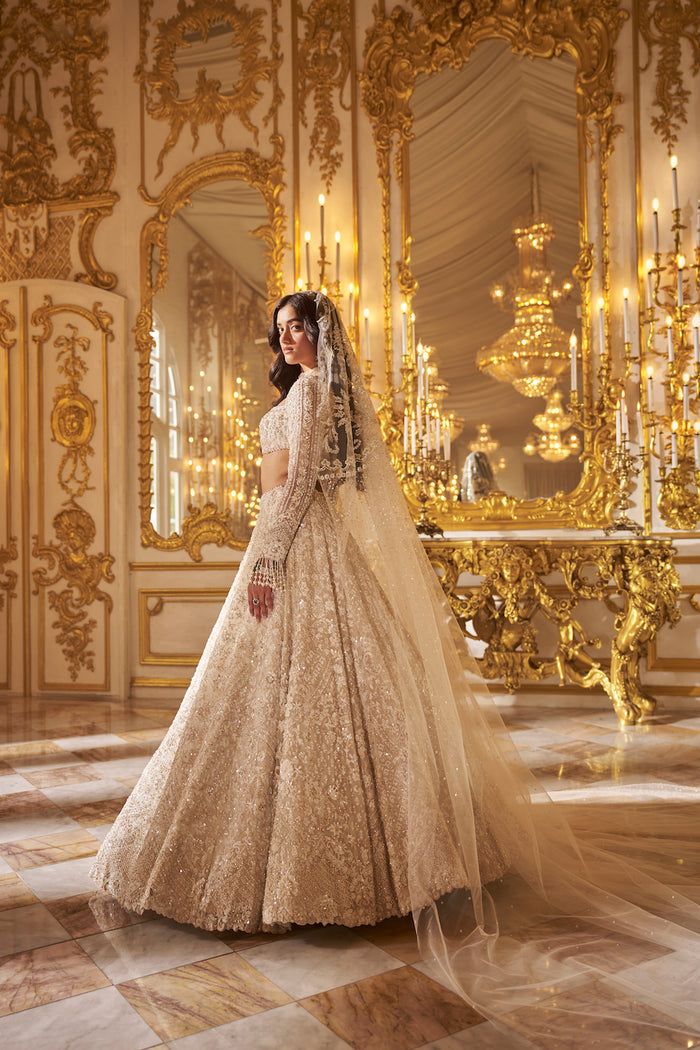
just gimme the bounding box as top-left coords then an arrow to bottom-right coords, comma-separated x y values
304,230 -> 311,242
693,313 -> 700,328
569,332 -> 577,348
683,372 -> 690,385
597,297 -> 605,310
318,193 -> 325,205
695,422 -> 700,434
646,365 -> 654,378
670,155 -> 678,169
671,420 -> 679,432
645,257 -> 654,272
296,276 -> 304,289
652,197 -> 660,212
623,287 -> 629,299
363,307 -> 369,319
401,301 -> 408,314
334,230 -> 341,242
678,254 -> 686,269
665,315 -> 673,327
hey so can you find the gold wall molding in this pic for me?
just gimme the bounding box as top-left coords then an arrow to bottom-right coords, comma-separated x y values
138,586 -> 229,665
0,3 -> 118,288
135,146 -> 288,560
297,0 -> 352,193
360,0 -> 627,530
138,0 -> 284,190
0,298 -> 17,689
30,296 -> 115,688
639,0 -> 700,150
426,538 -> 680,725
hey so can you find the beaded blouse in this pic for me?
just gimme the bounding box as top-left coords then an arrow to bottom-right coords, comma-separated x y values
250,367 -> 322,589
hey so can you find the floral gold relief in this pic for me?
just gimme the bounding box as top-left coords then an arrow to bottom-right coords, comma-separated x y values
427,539 -> 680,726
639,0 -> 700,150
31,296 -> 115,687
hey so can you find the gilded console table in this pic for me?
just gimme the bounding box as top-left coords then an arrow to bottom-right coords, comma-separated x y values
425,539 -> 680,725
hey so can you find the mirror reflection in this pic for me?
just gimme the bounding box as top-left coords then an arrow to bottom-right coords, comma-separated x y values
149,179 -> 272,542
409,39 -> 582,502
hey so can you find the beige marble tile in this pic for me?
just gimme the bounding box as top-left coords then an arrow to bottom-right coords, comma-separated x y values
23,765 -> 102,790
0,774 -> 35,797
301,964 -> 483,1049
423,1021 -> 521,1047
168,1001 -> 347,1049
0,903 -> 71,957
353,914 -> 421,963
19,854 -> 104,901
242,926 -> 403,998
70,741 -> 158,764
0,828 -> 101,871
53,733 -> 135,752
0,986 -> 161,1050
78,917 -> 232,983
0,740 -> 66,763
0,872 -> 39,910
218,929 -> 286,951
46,890 -> 154,938
0,939 -> 110,1017
60,796 -> 126,826
508,915 -> 673,974
0,790 -> 80,844
118,727 -> 169,743
41,777 -> 129,810
118,951 -> 292,1041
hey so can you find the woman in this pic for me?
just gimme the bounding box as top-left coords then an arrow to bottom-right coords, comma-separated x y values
91,291 -> 700,1047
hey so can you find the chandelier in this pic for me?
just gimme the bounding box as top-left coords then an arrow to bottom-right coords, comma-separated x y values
523,389 -> 581,463
468,423 -> 505,472
476,170 -> 574,398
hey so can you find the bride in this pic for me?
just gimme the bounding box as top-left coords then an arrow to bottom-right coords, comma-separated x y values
91,290 -> 700,1047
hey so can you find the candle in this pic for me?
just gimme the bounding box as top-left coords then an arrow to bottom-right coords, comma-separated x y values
693,313 -> 700,365
443,423 -> 451,461
348,283 -> 354,330
417,345 -> 424,400
411,416 -> 416,457
434,416 -> 441,452
597,297 -> 605,355
652,198 -> 660,255
645,258 -> 654,309
615,400 -> 622,446
425,412 -> 432,452
623,288 -> 631,343
334,231 -> 341,284
666,316 -> 674,363
318,193 -> 325,248
620,391 -> 629,437
636,401 -> 643,449
683,372 -> 690,420
646,365 -> 654,411
304,230 -> 312,287
296,276 -> 304,291
403,410 -> 409,453
671,421 -> 678,468
670,155 -> 679,211
400,302 -> 408,359
696,199 -> 700,249
569,331 -> 578,392
658,426 -> 665,468
694,421 -> 700,466
677,254 -> 685,307
363,307 -> 371,363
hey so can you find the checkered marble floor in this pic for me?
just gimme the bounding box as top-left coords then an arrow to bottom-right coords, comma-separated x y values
1,696 -> 700,1049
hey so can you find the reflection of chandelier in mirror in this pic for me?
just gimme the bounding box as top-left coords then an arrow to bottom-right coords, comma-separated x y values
523,389 -> 581,463
468,423 -> 506,473
224,375 -> 262,527
476,169 -> 574,398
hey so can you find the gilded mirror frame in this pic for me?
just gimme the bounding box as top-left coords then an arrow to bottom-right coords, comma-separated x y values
135,145 -> 288,559
361,0 -> 628,529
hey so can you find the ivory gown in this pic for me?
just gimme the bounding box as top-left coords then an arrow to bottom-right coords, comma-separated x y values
89,366 -> 507,933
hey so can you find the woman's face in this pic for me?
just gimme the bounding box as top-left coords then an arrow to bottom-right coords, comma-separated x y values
276,303 -> 317,370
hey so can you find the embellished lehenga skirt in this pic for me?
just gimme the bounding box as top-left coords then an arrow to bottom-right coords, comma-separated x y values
90,488 -> 506,933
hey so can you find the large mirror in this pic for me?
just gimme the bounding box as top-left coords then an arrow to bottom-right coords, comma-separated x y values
137,150 -> 287,559
409,39 -> 582,504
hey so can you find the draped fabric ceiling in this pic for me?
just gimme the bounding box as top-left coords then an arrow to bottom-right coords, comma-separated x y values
410,39 -> 581,465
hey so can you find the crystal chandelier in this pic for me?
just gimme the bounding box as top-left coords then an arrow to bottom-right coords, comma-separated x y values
523,389 -> 581,463
468,423 -> 506,472
476,170 -> 573,398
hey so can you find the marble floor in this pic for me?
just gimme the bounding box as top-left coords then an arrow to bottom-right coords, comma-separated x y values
1,695 -> 700,1049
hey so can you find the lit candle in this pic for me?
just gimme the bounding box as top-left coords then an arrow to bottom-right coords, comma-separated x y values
425,412 -> 432,452
623,288 -> 631,344
666,315 -> 674,363
671,420 -> 678,468
658,426 -> 665,468
334,231 -> 341,284
569,331 -> 578,392
645,258 -> 654,309
411,416 -> 416,457
620,391 -> 629,438
615,399 -> 622,446
363,307 -> 371,363
652,198 -> 660,255
304,230 -> 311,287
670,155 -> 679,211
677,254 -> 685,307
296,276 -> 304,291
401,302 -> 408,359
443,423 -> 451,461
597,297 -> 605,355
683,372 -> 690,420
646,365 -> 654,411
347,283 -> 355,330
694,421 -> 700,466
318,193 -> 325,248
434,415 -> 440,452
693,313 -> 700,365
417,344 -> 424,400
403,410 -> 409,453
636,401 -> 643,449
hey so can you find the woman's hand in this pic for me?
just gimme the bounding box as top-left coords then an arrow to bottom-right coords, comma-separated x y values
247,581 -> 274,621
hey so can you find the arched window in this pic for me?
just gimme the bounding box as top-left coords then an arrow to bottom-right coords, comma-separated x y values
150,315 -> 184,534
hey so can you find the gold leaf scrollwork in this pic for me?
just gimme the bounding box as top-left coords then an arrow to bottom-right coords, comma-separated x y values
51,324 -> 97,500
639,0 -> 700,150
297,0 -> 352,193
0,536 -> 18,613
32,508 -> 114,682
427,539 -> 680,725
139,0 -> 281,177
0,299 -> 18,612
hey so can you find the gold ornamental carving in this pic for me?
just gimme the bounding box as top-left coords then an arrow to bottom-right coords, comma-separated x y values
31,296 -> 115,683
138,0 -> 282,178
32,508 -> 115,682
427,539 -> 680,726
639,0 -> 700,150
360,0 -> 627,531
0,298 -> 18,619
136,145 -> 288,559
297,0 -> 352,193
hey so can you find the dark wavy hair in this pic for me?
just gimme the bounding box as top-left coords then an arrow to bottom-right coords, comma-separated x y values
267,291 -> 319,404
